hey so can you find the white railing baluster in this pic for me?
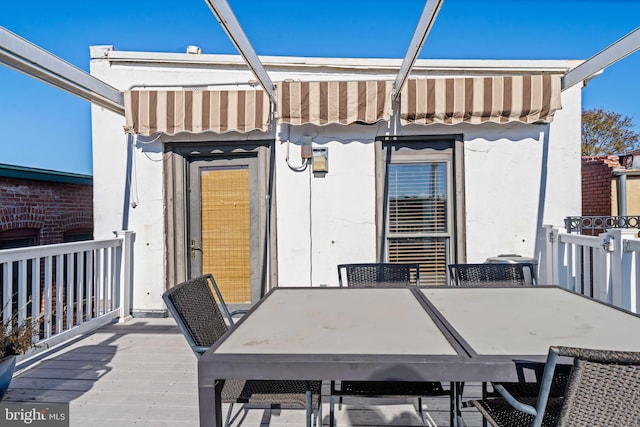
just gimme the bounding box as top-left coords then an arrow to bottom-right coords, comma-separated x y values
584,247 -> 592,298
66,252 -> 74,329
77,251 -> 84,325
32,257 -> 40,324
56,255 -> 64,334
44,256 -> 52,338
102,248 -> 108,314
3,262 -> 12,325
95,248 -> 102,315
108,246 -> 115,311
17,259 -> 27,325
85,250 -> 93,321
632,251 -> 640,314
575,246 -> 584,294
111,246 -> 122,309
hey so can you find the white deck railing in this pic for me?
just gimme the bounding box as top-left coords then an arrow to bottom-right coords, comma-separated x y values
0,231 -> 134,357
3,225 -> 639,357
541,225 -> 640,314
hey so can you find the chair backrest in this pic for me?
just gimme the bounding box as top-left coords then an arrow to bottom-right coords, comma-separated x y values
542,346 -> 640,427
162,274 -> 232,357
337,263 -> 420,287
447,263 -> 535,286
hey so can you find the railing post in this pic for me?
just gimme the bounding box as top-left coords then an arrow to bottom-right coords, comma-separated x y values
594,231 -> 612,305
115,231 -> 135,322
608,228 -> 638,312
623,237 -> 640,314
541,225 -> 559,285
626,238 -> 639,314
556,229 -> 567,289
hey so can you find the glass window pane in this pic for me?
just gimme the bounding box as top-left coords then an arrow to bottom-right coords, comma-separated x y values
388,237 -> 448,286
386,161 -> 450,285
387,163 -> 448,233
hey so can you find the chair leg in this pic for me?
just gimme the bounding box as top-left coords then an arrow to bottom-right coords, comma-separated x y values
329,393 -> 335,427
455,382 -> 466,427
316,393 -> 323,427
306,386 -> 312,427
481,382 -> 487,427
225,403 -> 234,427
449,383 -> 455,427
329,381 -> 337,427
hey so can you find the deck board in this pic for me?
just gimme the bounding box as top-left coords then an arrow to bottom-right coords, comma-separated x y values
4,318 -> 486,426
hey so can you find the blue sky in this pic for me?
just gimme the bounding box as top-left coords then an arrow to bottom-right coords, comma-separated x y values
2,0 -> 639,174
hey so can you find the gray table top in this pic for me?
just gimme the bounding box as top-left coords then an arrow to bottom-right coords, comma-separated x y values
421,286 -> 640,356
216,287 -> 457,355
200,285 -> 640,384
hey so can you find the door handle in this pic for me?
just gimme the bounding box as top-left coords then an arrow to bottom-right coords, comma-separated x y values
191,239 -> 203,259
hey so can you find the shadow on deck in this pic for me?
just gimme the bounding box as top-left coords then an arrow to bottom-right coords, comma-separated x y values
4,318 -> 484,426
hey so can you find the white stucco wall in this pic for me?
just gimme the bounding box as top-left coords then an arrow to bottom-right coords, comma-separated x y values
275,124 -> 380,287
89,47 -> 583,310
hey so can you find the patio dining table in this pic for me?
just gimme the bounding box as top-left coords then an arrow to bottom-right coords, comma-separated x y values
197,285 -> 640,427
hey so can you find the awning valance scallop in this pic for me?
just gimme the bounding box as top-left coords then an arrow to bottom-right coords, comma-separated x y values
124,89 -> 270,136
277,80 -> 393,126
123,75 -> 562,135
400,74 -> 562,125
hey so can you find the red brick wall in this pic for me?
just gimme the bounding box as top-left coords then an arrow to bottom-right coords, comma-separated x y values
0,177 -> 93,245
581,156 -> 620,216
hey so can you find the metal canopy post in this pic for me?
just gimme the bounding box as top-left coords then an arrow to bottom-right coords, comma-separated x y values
392,0 -> 444,102
204,0 -> 276,104
0,26 -> 124,115
562,26 -> 640,90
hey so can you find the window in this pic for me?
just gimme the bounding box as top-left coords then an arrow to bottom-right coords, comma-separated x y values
378,137 -> 464,285
0,229 -> 39,316
63,229 -> 93,243
0,228 -> 39,249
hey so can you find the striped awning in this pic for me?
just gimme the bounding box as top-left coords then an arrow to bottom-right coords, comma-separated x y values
278,80 -> 393,126
400,75 -> 562,125
124,89 -> 270,136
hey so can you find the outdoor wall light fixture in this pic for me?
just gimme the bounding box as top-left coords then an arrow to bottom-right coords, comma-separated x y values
312,147 -> 328,174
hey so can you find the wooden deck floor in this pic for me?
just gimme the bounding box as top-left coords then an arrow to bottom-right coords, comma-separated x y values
5,318 -> 485,426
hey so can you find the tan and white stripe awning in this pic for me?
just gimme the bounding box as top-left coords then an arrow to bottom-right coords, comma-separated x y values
400,74 -> 562,125
124,89 -> 270,136
277,80 -> 393,126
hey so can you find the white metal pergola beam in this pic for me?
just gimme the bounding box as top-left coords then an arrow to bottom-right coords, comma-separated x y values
0,26 -> 124,115
392,0 -> 444,101
204,0 -> 276,104
562,26 -> 640,90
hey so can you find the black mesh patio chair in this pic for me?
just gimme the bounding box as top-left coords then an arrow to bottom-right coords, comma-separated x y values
337,262 -> 420,287
471,346 -> 640,427
448,262 -> 536,287
331,263 -> 453,426
162,274 -> 322,427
